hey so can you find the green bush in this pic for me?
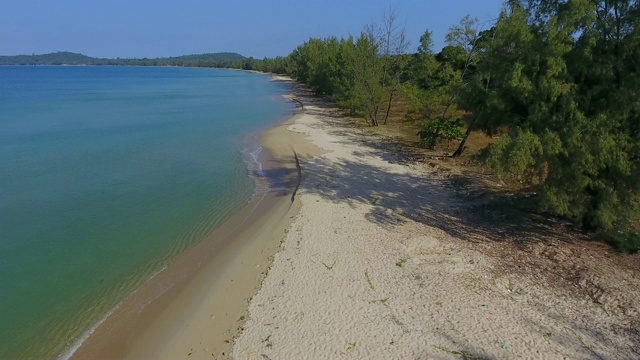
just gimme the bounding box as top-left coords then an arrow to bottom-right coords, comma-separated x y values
601,228 -> 640,254
417,118 -> 465,149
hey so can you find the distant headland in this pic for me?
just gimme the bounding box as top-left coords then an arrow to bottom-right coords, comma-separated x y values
0,51 -> 247,67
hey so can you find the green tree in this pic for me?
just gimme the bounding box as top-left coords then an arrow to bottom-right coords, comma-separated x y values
409,16 -> 484,150
330,37 -> 360,114
351,31 -> 385,126
375,8 -> 411,124
471,0 -> 639,234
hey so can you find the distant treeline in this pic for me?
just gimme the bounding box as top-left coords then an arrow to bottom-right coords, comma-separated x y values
240,1 -> 640,251
0,51 -> 247,68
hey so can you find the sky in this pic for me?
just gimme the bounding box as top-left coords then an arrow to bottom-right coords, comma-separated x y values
0,0 -> 505,59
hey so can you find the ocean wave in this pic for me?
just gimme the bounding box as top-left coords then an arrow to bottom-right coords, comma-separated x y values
248,143 -> 264,178
242,133 -> 271,203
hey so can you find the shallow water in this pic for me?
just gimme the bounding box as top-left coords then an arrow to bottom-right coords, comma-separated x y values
0,66 -> 292,359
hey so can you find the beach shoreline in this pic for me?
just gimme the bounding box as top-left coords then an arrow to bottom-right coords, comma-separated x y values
70,74 -> 318,360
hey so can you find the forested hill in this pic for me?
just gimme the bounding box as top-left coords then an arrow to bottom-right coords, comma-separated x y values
0,51 -> 246,67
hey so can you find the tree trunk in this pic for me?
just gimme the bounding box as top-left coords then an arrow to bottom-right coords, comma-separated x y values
383,89 -> 394,125
452,117 -> 477,157
369,106 -> 379,126
374,104 -> 380,126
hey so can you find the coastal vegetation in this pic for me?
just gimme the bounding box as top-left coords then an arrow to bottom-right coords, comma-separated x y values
247,0 -> 640,252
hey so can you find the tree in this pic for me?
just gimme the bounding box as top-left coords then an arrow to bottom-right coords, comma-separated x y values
375,8 -> 411,124
453,26 -> 499,157
351,30 -> 385,126
331,37 -> 360,114
410,16 -> 484,151
418,29 -> 435,55
399,29 -> 443,126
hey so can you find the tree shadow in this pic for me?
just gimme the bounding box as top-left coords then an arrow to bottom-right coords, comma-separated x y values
264,151 -> 563,249
519,309 -> 629,360
265,86 -> 575,248
429,332 -> 497,360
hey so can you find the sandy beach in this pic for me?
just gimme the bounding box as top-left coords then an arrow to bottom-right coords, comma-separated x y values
72,76 -> 639,360
231,82 -> 640,359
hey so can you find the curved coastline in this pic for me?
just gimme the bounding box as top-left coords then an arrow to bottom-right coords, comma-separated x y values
69,75 -> 314,360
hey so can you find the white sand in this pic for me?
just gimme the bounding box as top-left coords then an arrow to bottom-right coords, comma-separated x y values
270,75 -> 293,82
232,95 -> 639,359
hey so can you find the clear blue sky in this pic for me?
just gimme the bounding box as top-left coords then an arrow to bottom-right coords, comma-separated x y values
0,0 -> 505,58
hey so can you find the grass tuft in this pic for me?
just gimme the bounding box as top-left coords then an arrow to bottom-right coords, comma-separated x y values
370,298 -> 389,306
365,270 -> 376,290
322,259 -> 337,270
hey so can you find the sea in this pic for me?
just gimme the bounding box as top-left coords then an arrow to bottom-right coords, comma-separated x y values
0,66 -> 293,359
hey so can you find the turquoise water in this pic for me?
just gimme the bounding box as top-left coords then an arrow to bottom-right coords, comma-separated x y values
0,66 -> 292,359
